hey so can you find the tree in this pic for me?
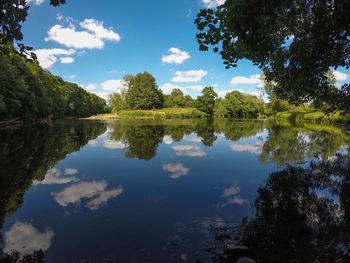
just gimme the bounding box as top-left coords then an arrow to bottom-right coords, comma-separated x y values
108,91 -> 128,113
1,0 -> 66,55
201,158 -> 350,262
124,72 -> 163,110
195,1 -> 350,110
184,95 -> 195,107
195,87 -> 217,116
0,44 -> 106,119
164,88 -> 186,108
222,91 -> 264,118
262,77 -> 293,115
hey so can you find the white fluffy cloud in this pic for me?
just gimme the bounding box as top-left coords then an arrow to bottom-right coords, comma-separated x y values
34,48 -> 75,69
333,70 -> 349,81
201,0 -> 226,9
4,222 -> 54,255
172,145 -> 207,157
163,163 -> 190,179
80,79 -> 126,100
45,18 -> 120,49
101,79 -> 126,92
80,19 -> 121,42
172,70 -> 208,83
46,25 -> 104,49
26,0 -> 45,5
161,48 -> 190,65
60,57 -> 74,64
53,180 -> 123,210
230,74 -> 264,87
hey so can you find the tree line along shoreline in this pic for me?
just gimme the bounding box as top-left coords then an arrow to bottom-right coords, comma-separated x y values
90,71 -> 350,123
1,44 -> 349,125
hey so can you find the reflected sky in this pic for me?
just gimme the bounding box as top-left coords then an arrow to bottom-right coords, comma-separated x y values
32,168 -> 79,185
0,119 -> 349,262
163,163 -> 190,179
4,222 -> 54,255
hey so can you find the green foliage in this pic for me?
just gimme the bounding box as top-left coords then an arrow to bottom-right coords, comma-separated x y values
195,86 -> 218,116
116,108 -> 207,119
164,89 -> 187,108
213,98 -> 229,118
0,120 -> 106,230
263,77 -> 294,115
0,0 -> 65,55
118,110 -> 166,119
275,110 -> 344,123
214,91 -> 265,118
108,91 -> 128,113
0,44 -> 106,119
124,72 -> 163,110
207,156 -> 350,262
110,122 -> 164,161
214,119 -> 265,141
195,0 -> 350,110
184,95 -> 195,107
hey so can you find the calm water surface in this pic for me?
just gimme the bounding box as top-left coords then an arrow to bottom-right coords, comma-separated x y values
0,119 -> 349,262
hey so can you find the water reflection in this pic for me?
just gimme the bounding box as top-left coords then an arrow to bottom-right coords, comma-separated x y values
259,121 -> 349,166
53,180 -> 123,210
32,167 -> 79,185
4,222 -> 54,255
222,184 -> 249,207
173,145 -> 207,157
0,120 -> 107,259
163,163 -> 190,179
201,154 -> 350,263
105,119 -> 349,164
0,119 -> 349,262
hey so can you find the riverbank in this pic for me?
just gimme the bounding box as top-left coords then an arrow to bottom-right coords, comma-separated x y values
83,108 -> 350,124
275,110 -> 350,123
83,108 -> 207,120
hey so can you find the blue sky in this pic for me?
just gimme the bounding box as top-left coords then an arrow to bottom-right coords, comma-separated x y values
23,0 -> 350,100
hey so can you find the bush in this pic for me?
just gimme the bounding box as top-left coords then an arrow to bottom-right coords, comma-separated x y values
276,110 -> 343,123
88,108 -> 207,120
118,110 -> 166,119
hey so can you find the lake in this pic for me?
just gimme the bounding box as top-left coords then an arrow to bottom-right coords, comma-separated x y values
0,119 -> 349,262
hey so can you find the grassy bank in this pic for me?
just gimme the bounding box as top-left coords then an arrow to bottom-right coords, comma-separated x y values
275,110 -> 350,123
84,108 -> 207,120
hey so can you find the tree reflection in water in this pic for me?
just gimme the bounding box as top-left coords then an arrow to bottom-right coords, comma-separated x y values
0,119 -> 349,262
200,154 -> 350,263
0,121 -> 107,262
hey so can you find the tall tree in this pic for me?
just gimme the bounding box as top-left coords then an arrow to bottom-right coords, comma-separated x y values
108,91 -> 128,113
195,0 -> 350,110
195,86 -> 218,116
124,72 -> 163,110
164,88 -> 186,108
0,44 -> 106,119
